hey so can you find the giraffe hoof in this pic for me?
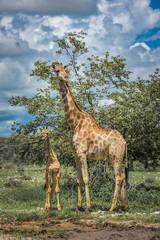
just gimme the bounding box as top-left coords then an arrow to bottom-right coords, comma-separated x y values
58,206 -> 61,211
118,207 -> 125,213
75,206 -> 83,212
108,208 -> 114,213
109,206 -> 116,212
85,208 -> 90,214
75,207 -> 80,213
45,204 -> 51,211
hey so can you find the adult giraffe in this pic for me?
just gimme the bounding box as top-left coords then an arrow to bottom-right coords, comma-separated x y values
52,63 -> 128,213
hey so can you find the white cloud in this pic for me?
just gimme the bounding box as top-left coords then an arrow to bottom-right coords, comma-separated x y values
129,42 -> 151,62
0,16 -> 13,30
127,46 -> 160,79
82,14 -> 107,52
131,0 -> 160,33
144,30 -> 160,41
0,101 -> 24,113
42,16 -> 74,28
18,15 -> 47,51
6,120 -> 15,126
97,0 -> 124,15
97,0 -> 160,35
0,30 -> 27,56
0,119 -> 22,137
0,58 -> 27,90
0,93 -> 26,137
17,15 -> 75,51
113,11 -> 133,33
130,42 -> 150,52
42,16 -> 75,38
99,99 -> 114,106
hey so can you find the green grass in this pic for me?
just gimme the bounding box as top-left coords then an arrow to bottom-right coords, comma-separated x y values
0,163 -> 160,224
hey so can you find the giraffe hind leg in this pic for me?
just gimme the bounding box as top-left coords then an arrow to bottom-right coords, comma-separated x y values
50,173 -> 61,211
118,173 -> 125,212
109,173 -> 125,212
55,172 -> 61,211
109,175 -> 121,212
76,166 -> 83,212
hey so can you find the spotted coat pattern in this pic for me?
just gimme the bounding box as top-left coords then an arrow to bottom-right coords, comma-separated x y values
53,64 -> 127,213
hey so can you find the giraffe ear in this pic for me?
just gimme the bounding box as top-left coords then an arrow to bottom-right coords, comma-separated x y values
39,128 -> 42,132
64,65 -> 68,70
52,64 -> 55,69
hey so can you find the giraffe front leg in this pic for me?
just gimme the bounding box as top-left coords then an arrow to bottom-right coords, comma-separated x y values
84,178 -> 91,214
72,152 -> 83,212
80,154 -> 91,214
45,171 -> 52,211
56,191 -> 61,211
45,169 -> 49,210
76,161 -> 83,212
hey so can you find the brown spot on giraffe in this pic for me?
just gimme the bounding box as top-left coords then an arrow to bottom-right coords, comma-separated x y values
64,105 -> 69,112
83,131 -> 87,138
78,131 -> 82,137
91,133 -> 96,139
77,113 -> 81,120
98,135 -> 102,141
53,63 -> 128,213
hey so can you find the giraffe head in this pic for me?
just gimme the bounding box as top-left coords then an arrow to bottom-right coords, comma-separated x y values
39,126 -> 49,140
52,63 -> 69,83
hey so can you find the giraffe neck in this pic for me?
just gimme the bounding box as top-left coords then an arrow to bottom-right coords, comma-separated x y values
45,135 -> 57,163
58,79 -> 84,131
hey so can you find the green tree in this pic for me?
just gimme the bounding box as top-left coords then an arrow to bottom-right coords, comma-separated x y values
9,31 -> 131,165
100,68 -> 160,169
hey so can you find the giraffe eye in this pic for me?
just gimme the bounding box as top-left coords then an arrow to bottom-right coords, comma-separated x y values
56,70 -> 60,73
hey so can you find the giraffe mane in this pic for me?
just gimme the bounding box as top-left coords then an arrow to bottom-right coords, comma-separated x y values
65,82 -> 83,112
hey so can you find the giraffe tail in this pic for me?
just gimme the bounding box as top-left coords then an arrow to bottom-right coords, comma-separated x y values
125,143 -> 129,186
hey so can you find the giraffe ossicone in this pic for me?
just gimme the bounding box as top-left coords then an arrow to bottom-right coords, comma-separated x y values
53,63 -> 128,213
39,126 -> 61,211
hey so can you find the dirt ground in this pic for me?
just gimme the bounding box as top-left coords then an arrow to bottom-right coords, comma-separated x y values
0,218 -> 160,240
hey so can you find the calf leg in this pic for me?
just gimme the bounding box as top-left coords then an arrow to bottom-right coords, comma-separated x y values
54,172 -> 61,211
45,169 -> 52,210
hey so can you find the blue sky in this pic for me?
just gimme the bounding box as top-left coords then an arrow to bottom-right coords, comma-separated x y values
0,0 -> 160,137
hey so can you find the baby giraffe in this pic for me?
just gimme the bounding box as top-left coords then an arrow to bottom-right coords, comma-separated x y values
40,127 -> 61,211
